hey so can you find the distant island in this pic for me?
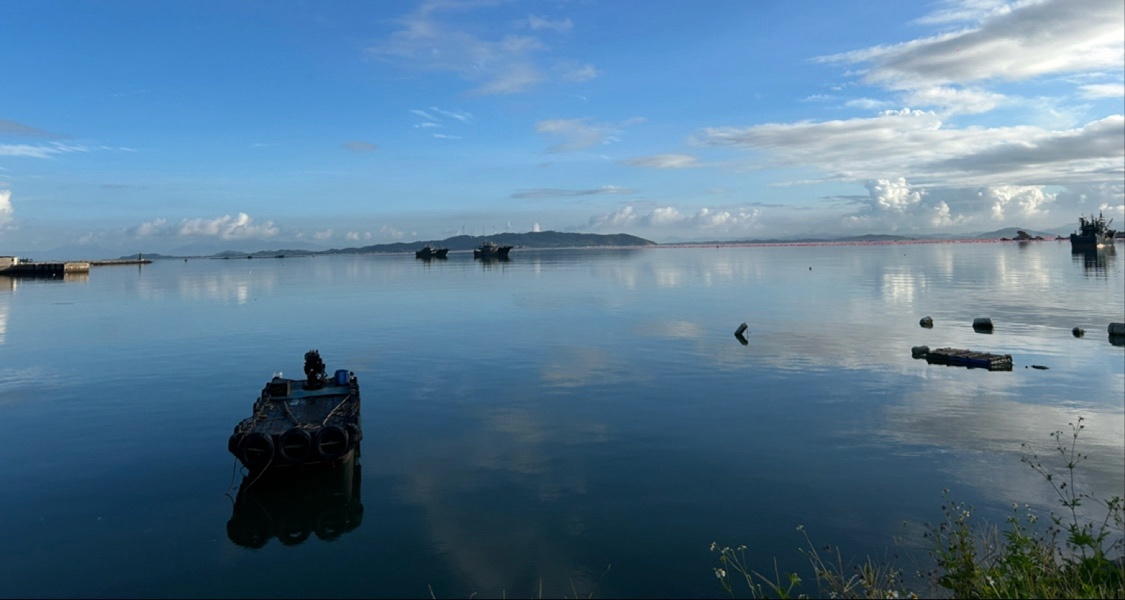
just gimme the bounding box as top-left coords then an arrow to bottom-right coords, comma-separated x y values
132,231 -> 659,260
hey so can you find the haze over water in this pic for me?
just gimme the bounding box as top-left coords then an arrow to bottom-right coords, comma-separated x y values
0,242 -> 1122,598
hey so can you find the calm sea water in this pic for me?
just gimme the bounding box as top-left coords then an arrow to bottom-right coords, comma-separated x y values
1,242 -> 1122,598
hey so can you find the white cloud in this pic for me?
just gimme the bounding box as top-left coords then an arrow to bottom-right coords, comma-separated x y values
587,205 -> 762,234
373,4 -> 594,94
314,229 -> 334,241
822,0 -> 1124,90
512,185 -> 637,199
525,15 -> 572,33
0,189 -> 13,228
560,63 -> 598,82
692,112 -> 1124,188
0,142 -> 89,159
901,85 -> 1005,114
623,154 -> 699,169
378,225 -> 405,239
131,213 -> 279,240
983,185 -> 1051,221
1079,83 -> 1125,99
535,117 -> 643,152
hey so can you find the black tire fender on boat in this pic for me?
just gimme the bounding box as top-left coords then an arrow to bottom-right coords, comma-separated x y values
346,423 -> 362,444
278,428 -> 313,463
237,432 -> 274,469
227,433 -> 242,456
316,425 -> 350,461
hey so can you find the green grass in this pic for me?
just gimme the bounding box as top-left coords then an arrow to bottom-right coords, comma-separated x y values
712,417 -> 1125,599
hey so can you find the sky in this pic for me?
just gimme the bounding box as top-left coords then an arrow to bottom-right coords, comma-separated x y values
1,0 -> 1123,257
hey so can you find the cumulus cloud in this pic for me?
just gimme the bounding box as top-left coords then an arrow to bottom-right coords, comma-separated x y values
838,177 -> 1082,232
0,189 -> 13,228
368,4 -> 591,95
130,213 -> 279,240
982,185 -> 1051,221
587,204 -> 762,234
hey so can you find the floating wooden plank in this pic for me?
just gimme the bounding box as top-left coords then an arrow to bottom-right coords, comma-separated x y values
923,347 -> 1013,371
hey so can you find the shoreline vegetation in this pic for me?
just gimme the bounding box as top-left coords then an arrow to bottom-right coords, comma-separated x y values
710,417 -> 1124,599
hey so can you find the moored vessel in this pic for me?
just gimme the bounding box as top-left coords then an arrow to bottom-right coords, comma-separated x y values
1069,212 -> 1116,249
228,350 -> 362,472
473,241 -> 512,259
415,245 -> 449,259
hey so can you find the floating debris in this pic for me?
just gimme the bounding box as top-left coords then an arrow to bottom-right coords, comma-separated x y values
1109,322 -> 1125,336
919,316 -> 933,328
1031,365 -> 1049,370
917,347 -> 1013,371
911,345 -> 930,357
734,322 -> 749,345
972,317 -> 994,332
1072,327 -> 1086,337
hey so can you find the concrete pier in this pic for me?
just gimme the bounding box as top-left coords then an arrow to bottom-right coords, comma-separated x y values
0,256 -> 91,277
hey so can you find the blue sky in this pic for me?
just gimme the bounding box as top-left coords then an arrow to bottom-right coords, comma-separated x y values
1,0 -> 1122,256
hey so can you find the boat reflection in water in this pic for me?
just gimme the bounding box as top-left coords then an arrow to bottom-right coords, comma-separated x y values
1071,245 -> 1115,275
226,452 -> 363,548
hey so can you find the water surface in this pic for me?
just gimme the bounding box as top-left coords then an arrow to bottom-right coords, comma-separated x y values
1,242 -> 1122,598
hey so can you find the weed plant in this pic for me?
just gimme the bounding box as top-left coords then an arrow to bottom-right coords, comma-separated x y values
712,417 -> 1125,599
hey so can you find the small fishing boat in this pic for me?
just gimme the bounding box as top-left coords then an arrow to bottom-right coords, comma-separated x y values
415,245 -> 449,259
228,350 -> 362,472
473,241 -> 512,259
1069,212 -> 1116,249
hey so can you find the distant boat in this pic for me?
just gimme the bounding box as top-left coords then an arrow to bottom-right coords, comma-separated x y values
473,241 -> 512,259
1069,212 -> 1116,249
415,245 -> 449,259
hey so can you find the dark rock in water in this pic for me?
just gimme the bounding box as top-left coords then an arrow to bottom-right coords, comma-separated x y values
972,317 -> 994,332
919,316 -> 933,328
1072,327 -> 1085,337
911,345 -> 930,358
